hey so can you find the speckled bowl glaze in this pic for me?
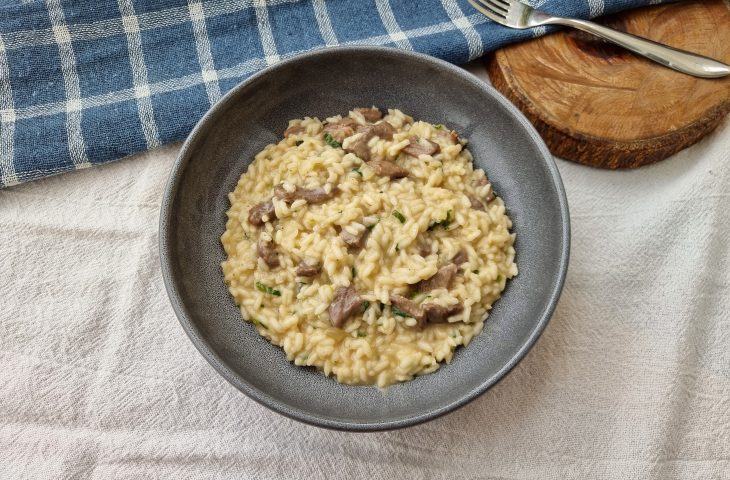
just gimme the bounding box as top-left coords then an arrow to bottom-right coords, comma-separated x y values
159,46 -> 570,431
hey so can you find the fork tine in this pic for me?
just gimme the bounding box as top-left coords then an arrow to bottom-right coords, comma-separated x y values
488,0 -> 511,9
467,0 -> 507,22
481,0 -> 509,16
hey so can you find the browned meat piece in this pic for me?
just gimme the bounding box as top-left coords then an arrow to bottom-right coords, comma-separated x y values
323,118 -> 357,143
296,261 -> 321,277
301,188 -> 332,204
403,136 -> 440,157
248,200 -> 276,226
344,121 -> 396,161
422,303 -> 464,324
390,294 -> 425,321
344,136 -> 371,161
328,286 -> 363,328
416,263 -> 458,292
273,184 -> 334,204
368,121 -> 395,140
434,129 -> 460,145
273,184 -> 298,203
467,194 -> 484,211
256,236 -> 279,268
452,250 -> 469,266
354,107 -> 382,122
369,159 -> 408,179
340,228 -> 369,250
284,125 -> 305,137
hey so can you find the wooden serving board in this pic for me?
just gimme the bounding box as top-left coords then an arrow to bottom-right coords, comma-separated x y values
486,0 -> 730,169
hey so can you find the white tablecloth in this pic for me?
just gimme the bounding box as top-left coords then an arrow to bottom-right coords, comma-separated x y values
1,64 -> 729,480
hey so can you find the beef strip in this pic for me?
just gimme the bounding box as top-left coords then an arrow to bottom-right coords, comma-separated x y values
248,200 -> 276,226
403,136 -> 440,157
369,159 -> 408,179
256,236 -> 279,268
273,184 -> 334,204
344,136 -> 372,161
344,121 -> 396,161
467,194 -> 484,211
416,263 -> 458,292
452,250 -> 469,266
422,302 -> 464,324
296,261 -> 321,277
323,118 -> 357,143
368,121 -> 395,140
328,286 -> 363,328
340,228 -> 369,250
390,294 -> 425,322
284,125 -> 305,137
354,107 -> 382,122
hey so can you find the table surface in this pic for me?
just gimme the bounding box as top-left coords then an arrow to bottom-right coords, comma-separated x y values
1,62 -> 729,480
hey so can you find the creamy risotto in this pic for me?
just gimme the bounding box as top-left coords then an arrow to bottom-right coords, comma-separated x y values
221,107 -> 517,387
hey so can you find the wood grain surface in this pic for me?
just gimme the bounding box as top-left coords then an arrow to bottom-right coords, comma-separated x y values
486,0 -> 730,169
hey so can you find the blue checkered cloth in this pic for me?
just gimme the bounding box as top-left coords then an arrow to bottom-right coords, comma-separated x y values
0,0 -> 661,187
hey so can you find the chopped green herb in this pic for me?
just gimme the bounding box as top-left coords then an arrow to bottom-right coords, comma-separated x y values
407,291 -> 418,299
324,132 -> 342,148
295,139 -> 304,146
366,219 -> 379,230
391,306 -> 411,318
361,300 -> 370,312
433,124 -> 444,130
357,331 -> 367,338
496,274 -> 503,283
352,168 -> 363,176
351,266 -> 357,278
473,270 -> 480,274
428,209 -> 453,231
392,210 -> 406,224
395,243 -> 400,252
255,281 -> 281,296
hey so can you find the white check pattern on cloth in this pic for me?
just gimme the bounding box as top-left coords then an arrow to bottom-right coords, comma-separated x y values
118,0 -> 162,150
588,0 -> 605,17
0,34 -> 17,187
188,0 -> 223,106
441,0 -> 483,60
0,0 -> 672,188
375,0 -> 414,50
312,0 -> 339,47
0,13 -> 491,124
46,0 -> 91,169
253,0 -> 281,65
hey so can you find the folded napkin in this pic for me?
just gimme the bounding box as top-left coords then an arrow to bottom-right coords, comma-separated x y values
0,0 -> 663,188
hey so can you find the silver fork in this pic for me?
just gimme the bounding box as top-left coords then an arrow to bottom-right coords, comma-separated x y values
468,0 -> 730,78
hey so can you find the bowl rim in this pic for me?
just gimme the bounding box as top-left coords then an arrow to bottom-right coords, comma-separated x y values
159,45 -> 570,432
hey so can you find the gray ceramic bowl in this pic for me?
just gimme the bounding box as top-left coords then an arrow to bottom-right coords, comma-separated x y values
159,46 -> 569,431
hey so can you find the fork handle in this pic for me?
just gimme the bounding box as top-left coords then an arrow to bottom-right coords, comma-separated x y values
547,17 -> 730,79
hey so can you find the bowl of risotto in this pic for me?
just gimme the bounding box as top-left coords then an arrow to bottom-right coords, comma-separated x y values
160,46 -> 569,431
